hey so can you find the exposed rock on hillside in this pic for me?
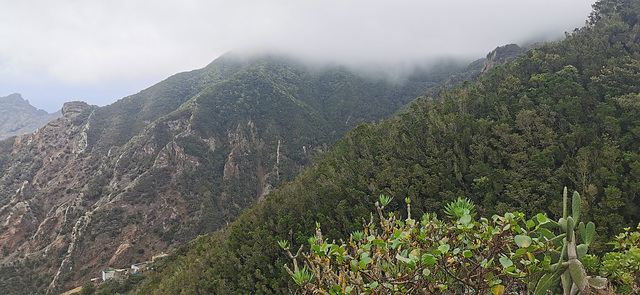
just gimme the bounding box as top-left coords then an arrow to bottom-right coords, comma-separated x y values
130,1 -> 640,293
0,54 -> 478,294
481,44 -> 527,73
437,44 -> 532,93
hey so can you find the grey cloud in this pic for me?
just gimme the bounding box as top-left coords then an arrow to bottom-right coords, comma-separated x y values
0,0 -> 595,111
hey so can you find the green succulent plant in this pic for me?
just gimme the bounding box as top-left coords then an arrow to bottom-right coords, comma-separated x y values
534,187 -> 607,295
443,197 -> 476,218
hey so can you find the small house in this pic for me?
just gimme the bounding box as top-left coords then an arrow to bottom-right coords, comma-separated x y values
102,269 -> 115,281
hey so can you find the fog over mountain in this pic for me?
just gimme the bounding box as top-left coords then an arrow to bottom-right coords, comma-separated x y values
0,0 -> 594,112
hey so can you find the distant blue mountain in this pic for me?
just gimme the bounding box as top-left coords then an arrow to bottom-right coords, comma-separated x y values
0,93 -> 61,139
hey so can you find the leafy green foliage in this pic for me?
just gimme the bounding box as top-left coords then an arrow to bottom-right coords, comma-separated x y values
85,55 -> 248,152
378,194 -> 393,207
81,281 -> 96,295
115,54 -> 463,240
0,258 -> 49,295
284,188 -> 640,294
290,267 -> 313,286
598,225 -> 640,292
133,1 -> 640,293
95,274 -> 146,295
281,191 -> 580,294
443,197 -> 475,218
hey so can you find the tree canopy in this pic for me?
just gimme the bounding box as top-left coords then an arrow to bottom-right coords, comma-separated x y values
132,0 -> 640,293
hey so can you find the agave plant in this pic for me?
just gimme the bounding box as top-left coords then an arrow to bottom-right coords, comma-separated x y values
277,240 -> 290,249
443,197 -> 476,218
291,267 -> 314,286
351,230 -> 365,242
378,194 -> 393,207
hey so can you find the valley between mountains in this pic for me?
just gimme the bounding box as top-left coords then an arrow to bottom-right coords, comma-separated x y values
0,53 -> 483,294
2,1 -> 640,293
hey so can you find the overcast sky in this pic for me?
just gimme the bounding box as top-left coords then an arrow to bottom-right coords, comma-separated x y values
1,0 -> 595,112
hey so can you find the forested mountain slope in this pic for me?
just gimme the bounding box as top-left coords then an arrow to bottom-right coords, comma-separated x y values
0,52 -> 474,294
133,0 -> 640,293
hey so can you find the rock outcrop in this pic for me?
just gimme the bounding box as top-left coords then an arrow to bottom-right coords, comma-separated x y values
0,54 -> 477,294
481,44 -> 527,74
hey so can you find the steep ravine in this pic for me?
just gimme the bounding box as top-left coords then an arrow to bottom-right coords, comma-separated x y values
0,54 -> 490,294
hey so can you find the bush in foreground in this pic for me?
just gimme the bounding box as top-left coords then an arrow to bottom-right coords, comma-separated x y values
281,189 -> 611,294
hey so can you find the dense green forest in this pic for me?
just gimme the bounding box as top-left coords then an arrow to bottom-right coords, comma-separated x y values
113,0 -> 640,293
0,45 -> 482,295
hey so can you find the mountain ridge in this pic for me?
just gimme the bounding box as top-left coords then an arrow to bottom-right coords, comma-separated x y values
129,0 -> 640,293
0,52 -> 487,294
0,93 -> 61,140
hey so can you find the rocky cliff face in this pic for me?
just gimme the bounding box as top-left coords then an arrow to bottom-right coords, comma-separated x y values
435,44 -> 532,92
0,101 -> 96,293
0,93 -> 62,140
0,54 -> 468,294
481,44 -> 527,74
0,96 -> 277,293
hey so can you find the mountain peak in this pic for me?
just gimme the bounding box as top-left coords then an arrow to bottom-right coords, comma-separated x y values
1,93 -> 30,107
0,93 -> 62,139
61,101 -> 91,116
481,44 -> 526,73
4,92 -> 22,99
